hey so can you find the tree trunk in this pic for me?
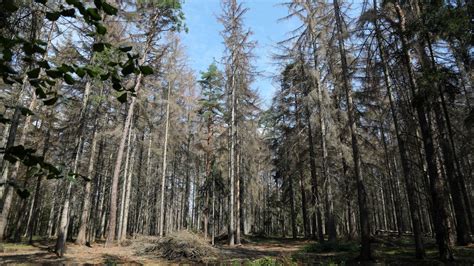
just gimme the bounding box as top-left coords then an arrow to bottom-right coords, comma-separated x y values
394,3 -> 454,260
333,0 -> 372,259
121,133 -> 135,241
373,2 -> 425,256
159,81 -> 172,237
76,121 -> 98,245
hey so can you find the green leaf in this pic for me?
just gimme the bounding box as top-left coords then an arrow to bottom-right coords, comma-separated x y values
93,0 -> 102,9
113,82 -> 122,91
41,162 -> 61,176
75,67 -> 86,78
60,8 -> 76,17
100,72 -> 110,80
23,154 -> 43,167
117,92 -> 127,103
32,44 -> 46,54
0,114 -> 10,124
35,87 -> 47,99
38,60 -> 50,69
121,61 -> 135,76
92,43 -> 105,52
16,188 -> 30,199
139,65 -> 153,75
3,0 -> 18,12
23,43 -> 34,55
46,12 -> 61,21
58,64 -> 74,73
86,8 -> 101,21
3,49 -> 12,61
84,67 -> 98,77
19,107 -> 34,116
119,46 -> 132,52
26,165 -> 42,177
96,23 -> 107,35
45,79 -> 56,86
64,73 -> 75,84
27,68 -> 41,78
1,64 -> 17,74
102,2 -> 118,15
46,69 -> 62,78
5,145 -> 27,163
43,96 -> 58,106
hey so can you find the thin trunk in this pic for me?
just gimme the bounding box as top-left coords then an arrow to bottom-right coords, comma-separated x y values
229,68 -> 236,246
76,121 -> 98,245
55,136 -> 83,257
159,81 -> 172,237
334,0 -> 371,259
121,135 -> 133,238
118,122 -> 133,240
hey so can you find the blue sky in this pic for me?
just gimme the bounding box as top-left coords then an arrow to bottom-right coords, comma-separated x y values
180,0 -> 298,108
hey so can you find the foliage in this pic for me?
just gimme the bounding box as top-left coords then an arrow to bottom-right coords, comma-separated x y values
0,0 -> 155,197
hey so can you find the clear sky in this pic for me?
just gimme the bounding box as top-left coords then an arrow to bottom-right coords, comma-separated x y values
180,0 -> 298,108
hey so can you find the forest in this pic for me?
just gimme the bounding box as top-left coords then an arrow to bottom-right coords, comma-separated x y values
0,0 -> 473,264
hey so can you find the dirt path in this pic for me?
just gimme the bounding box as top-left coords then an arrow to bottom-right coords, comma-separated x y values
0,238 -> 308,265
0,242 -> 159,265
218,238 -> 310,260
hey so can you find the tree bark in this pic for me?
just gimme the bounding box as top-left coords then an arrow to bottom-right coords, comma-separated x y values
333,0 -> 372,259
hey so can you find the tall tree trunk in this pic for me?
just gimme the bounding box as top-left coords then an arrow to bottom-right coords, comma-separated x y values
305,107 -> 324,242
121,133 -> 135,241
373,1 -> 425,256
235,146 -> 241,244
118,122 -> 133,240
55,136 -> 83,257
159,81 -> 172,237
423,32 -> 472,245
76,120 -> 99,245
394,3 -> 454,260
229,69 -> 236,246
27,119 -> 51,243
0,106 -> 21,240
333,0 -> 372,259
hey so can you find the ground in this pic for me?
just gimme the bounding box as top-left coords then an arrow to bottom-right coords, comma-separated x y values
1,236 -> 473,265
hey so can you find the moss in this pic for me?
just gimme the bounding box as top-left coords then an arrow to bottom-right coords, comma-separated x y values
246,257 -> 297,266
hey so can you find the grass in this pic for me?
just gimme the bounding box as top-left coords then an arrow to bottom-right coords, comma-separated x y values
0,243 -> 38,253
303,241 -> 359,253
297,238 -> 474,265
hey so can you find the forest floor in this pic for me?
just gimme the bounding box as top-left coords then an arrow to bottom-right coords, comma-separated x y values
1,235 -> 474,265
